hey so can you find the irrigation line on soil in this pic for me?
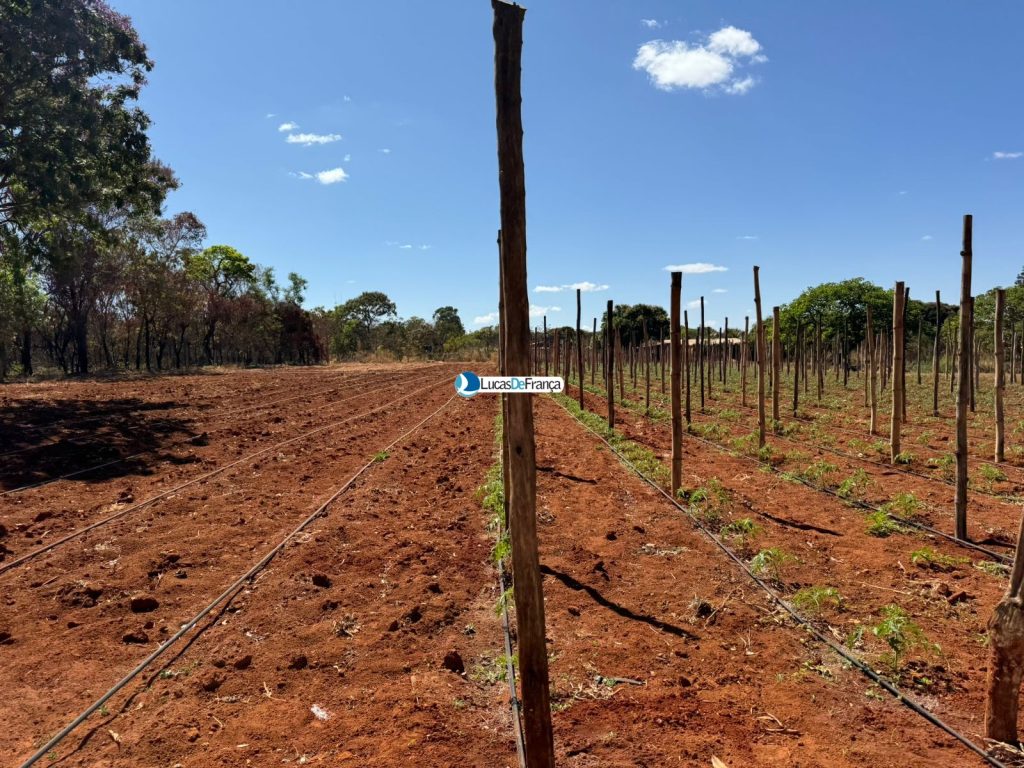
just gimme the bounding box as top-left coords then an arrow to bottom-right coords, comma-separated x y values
16,393 -> 459,768
0,367 -> 404,470
585,374 -> 1022,505
0,375 -> 453,577
551,396 -> 1009,768
571,378 -> 1016,563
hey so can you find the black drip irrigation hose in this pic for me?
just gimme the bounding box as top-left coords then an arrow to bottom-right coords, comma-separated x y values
0,375 -> 453,577
550,395 -> 1008,768
570,378 -> 1016,565
16,393 -> 459,768
576,373 -> 1022,505
0,367 -> 432,495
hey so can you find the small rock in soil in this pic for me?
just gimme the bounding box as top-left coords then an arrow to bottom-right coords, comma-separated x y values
442,650 -> 465,675
57,582 -> 103,608
311,574 -> 332,588
606,531 -> 618,540
387,620 -> 400,632
197,672 -> 224,692
948,590 -> 971,604
129,595 -> 160,613
427,582 -> 442,594
405,606 -> 423,623
233,654 -> 253,670
0,630 -> 13,645
122,630 -> 149,644
288,654 -> 309,670
185,726 -> 200,743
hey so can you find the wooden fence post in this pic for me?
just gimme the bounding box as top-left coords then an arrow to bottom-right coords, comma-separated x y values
955,214 -> 972,542
670,272 -> 682,494
933,290 -> 942,417
576,289 -> 584,409
867,306 -> 877,435
606,299 -> 615,428
741,316 -> 749,407
699,296 -> 706,412
793,320 -> 802,417
772,306 -> 782,429
996,288 -> 1006,463
492,5 -> 555,765
684,310 -> 692,426
753,267 -> 767,449
891,281 -> 905,463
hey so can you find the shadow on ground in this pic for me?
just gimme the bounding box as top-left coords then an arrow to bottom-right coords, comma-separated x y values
0,398 -> 197,490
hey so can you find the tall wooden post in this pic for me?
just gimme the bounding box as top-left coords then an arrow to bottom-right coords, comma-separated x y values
499,230 -> 510,530
933,290 -> 942,417
492,5 -> 555,765
591,318 -> 597,386
670,272 -> 682,494
659,327 -> 666,394
772,306 -> 782,428
954,215 -> 972,542
995,288 -> 1006,463
867,306 -> 877,435
985,512 -> 1024,745
606,299 -> 615,428
724,316 -> 729,389
699,296 -> 706,412
793,320 -> 802,417
575,289 -> 584,409
891,282 -> 905,463
683,310 -> 692,426
916,313 -> 923,386
542,315 -> 548,376
753,267 -> 767,449
741,316 -> 749,407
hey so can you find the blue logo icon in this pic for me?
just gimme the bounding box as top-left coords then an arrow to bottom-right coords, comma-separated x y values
455,371 -> 481,398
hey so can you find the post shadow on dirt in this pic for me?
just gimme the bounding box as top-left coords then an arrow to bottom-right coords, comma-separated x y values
539,564 -> 699,640
0,398 -> 197,490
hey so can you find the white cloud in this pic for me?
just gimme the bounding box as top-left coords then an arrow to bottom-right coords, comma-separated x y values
399,244 -> 413,249
994,151 -> 1023,159
343,153 -> 352,162
420,245 -> 432,250
286,132 -> 342,146
265,112 -> 276,118
534,281 -> 609,293
725,76 -> 756,95
899,190 -> 909,195
474,312 -> 500,326
278,121 -> 299,132
686,299 -> 702,309
663,262 -> 728,274
343,95 -> 352,102
736,235 -> 758,240
315,167 -> 348,184
641,19 -> 662,28
921,235 -> 933,241
713,288 -> 728,293
290,171 -> 314,180
633,26 -> 764,94
707,26 -> 762,57
531,305 -> 561,318
379,148 -> 392,154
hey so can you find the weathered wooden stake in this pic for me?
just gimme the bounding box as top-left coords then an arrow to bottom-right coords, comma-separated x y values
772,306 -> 782,429
699,296 -> 706,412
542,315 -> 548,376
492,5 -> 555,765
985,511 -> 1024,744
933,290 -> 942,417
670,272 -> 682,494
995,288 -> 1006,463
684,310 -> 692,426
793,320 -> 802,417
741,316 -> 749,408
891,281 -> 905,463
954,214 -> 972,542
576,289 -> 584,409
606,299 -> 614,428
753,267 -> 767,449
867,306 -> 878,435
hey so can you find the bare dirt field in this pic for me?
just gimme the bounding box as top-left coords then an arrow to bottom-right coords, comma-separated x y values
0,363 -> 1016,766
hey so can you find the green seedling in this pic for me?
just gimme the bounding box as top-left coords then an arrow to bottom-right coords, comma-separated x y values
909,547 -> 968,572
749,547 -> 795,583
792,585 -> 843,615
893,451 -> 915,465
880,492 -> 921,521
372,450 -> 390,462
837,469 -> 871,500
865,510 -> 902,537
871,604 -> 937,676
801,459 -> 839,486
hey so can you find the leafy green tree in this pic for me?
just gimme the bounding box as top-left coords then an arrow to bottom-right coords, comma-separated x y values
336,291 -> 397,351
186,244 -> 257,362
432,305 -> 464,349
1,0 -> 163,228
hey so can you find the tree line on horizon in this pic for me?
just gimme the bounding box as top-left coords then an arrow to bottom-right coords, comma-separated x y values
0,0 -> 499,379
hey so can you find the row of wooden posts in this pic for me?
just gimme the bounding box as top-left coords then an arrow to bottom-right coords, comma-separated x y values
494,4 -> 1021,763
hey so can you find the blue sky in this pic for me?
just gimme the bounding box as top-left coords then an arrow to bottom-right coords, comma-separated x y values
115,0 -> 1023,332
